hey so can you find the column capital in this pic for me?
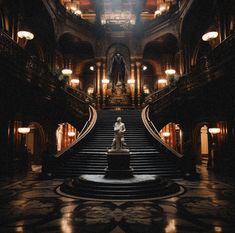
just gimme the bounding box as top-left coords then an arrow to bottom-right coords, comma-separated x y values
136,61 -> 142,67
96,61 -> 102,67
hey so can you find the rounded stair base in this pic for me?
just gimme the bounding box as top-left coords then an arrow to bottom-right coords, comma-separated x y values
57,174 -> 184,201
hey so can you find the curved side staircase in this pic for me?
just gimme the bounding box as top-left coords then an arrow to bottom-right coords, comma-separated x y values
53,110 -> 182,179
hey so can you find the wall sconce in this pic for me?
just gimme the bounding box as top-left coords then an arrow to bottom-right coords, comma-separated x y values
154,10 -> 162,17
162,132 -> 170,137
74,9 -> 82,16
142,65 -> 147,71
158,79 -> 167,84
68,131 -> 76,137
18,127 -> 31,134
165,69 -> 176,75
87,87 -> 94,95
17,31 -> 34,40
102,79 -> 110,84
70,78 -> 80,84
202,31 -> 218,41
62,69 -> 73,75
127,79 -> 135,84
208,128 -> 220,135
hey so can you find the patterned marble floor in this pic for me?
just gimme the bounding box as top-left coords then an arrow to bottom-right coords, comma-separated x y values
0,165 -> 234,233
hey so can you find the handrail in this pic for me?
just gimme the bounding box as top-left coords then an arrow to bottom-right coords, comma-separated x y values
55,105 -> 97,158
65,86 -> 93,105
142,105 -> 183,158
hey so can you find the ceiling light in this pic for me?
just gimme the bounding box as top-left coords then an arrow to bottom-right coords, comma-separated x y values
17,31 -> 34,40
62,69 -> 73,75
202,31 -> 218,41
165,69 -> 176,75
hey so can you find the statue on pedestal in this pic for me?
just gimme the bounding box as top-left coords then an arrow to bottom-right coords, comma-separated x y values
106,117 -> 132,178
111,117 -> 128,151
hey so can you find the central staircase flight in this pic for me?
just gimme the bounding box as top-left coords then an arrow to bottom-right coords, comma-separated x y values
53,109 -> 182,179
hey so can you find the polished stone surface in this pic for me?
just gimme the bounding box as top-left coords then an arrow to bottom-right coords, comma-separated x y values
0,164 -> 235,233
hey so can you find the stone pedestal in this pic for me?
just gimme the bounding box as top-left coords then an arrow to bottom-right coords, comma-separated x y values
104,149 -> 133,179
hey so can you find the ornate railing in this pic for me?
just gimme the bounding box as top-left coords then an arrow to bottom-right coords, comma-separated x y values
141,33 -> 235,158
55,105 -> 97,158
0,31 -> 93,115
145,33 -> 235,114
53,0 -> 99,35
142,105 -> 183,159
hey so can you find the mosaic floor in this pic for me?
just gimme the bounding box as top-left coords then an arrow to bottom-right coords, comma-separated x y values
0,165 -> 235,233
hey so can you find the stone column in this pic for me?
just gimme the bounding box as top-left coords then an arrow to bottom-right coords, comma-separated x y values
136,62 -> 141,108
96,62 -> 102,109
181,121 -> 198,179
102,63 -> 106,107
0,118 -> 10,174
130,63 -> 135,107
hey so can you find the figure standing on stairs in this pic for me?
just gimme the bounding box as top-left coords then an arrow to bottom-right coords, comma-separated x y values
111,117 -> 127,150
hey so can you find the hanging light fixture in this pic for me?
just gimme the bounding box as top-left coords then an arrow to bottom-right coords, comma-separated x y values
18,127 -> 31,134
62,69 -> 73,75
202,31 -> 218,41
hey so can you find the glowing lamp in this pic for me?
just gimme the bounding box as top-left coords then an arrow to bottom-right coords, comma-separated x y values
18,127 -> 30,134
127,79 -> 135,84
70,78 -> 80,84
154,10 -> 162,17
17,31 -> 34,40
162,132 -> 170,137
202,31 -> 218,41
87,87 -> 94,95
142,65 -> 147,71
68,131 -> 76,137
62,69 -> 72,75
158,79 -> 167,84
208,128 -> 220,134
89,66 -> 94,71
165,69 -> 176,75
74,9 -> 82,16
102,79 -> 110,84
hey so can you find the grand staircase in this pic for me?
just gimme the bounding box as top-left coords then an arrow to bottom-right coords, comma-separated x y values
54,110 -> 182,178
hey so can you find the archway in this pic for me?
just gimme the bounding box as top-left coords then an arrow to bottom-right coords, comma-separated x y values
160,122 -> 182,153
